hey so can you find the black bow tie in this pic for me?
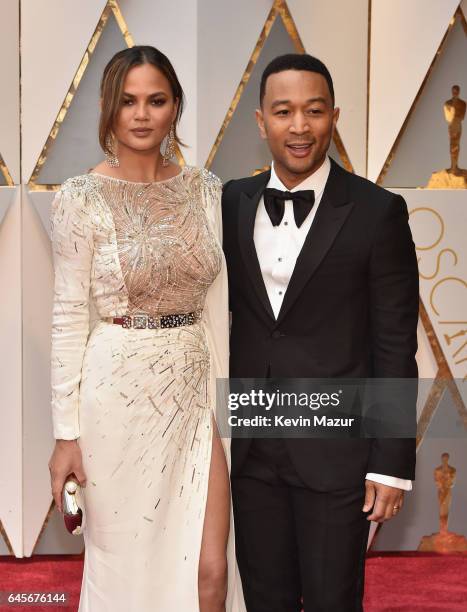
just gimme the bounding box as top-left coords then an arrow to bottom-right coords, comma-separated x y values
263,187 -> 315,228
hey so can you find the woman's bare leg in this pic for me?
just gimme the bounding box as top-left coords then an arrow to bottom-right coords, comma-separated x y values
198,422 -> 230,612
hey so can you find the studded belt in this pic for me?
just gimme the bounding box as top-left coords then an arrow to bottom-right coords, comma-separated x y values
103,312 -> 202,329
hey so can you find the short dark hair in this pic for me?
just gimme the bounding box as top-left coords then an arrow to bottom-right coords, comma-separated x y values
260,53 -> 335,107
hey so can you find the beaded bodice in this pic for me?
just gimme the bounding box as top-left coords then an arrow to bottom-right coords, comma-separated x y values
51,166 -> 223,319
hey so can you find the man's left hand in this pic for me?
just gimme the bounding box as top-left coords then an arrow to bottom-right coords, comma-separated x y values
362,480 -> 404,522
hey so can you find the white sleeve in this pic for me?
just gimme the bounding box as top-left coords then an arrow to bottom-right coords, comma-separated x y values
365,473 -> 412,491
50,182 -> 93,440
199,170 -> 231,459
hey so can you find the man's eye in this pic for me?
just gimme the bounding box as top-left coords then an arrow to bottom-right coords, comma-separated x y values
275,110 -> 289,116
309,109 -> 323,114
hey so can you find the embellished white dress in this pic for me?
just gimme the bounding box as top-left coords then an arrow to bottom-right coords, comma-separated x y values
50,166 -> 245,611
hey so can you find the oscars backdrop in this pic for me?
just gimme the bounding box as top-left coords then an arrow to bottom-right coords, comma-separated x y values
0,0 -> 466,556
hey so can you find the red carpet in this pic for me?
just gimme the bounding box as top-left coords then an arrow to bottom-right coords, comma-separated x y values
364,552 -> 467,611
0,554 -> 82,611
0,552 -> 466,611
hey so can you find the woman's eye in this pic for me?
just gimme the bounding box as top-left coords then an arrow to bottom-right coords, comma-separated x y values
122,99 -> 166,106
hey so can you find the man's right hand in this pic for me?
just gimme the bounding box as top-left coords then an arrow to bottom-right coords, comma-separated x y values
363,480 -> 404,522
48,440 -> 87,513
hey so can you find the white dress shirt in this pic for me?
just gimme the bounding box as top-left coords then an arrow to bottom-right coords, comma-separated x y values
253,156 -> 412,492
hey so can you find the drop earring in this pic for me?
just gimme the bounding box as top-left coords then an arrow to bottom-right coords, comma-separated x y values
162,124 -> 175,167
105,133 -> 120,167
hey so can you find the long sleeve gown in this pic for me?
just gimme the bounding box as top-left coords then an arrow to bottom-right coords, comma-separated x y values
50,166 -> 245,611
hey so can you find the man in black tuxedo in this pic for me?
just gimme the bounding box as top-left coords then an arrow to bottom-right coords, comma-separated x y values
222,54 -> 419,611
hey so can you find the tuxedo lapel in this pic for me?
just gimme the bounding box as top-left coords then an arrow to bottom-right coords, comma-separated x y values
238,172 -> 275,322
276,161 -> 355,325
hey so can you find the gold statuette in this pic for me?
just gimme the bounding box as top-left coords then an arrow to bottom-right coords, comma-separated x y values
418,452 -> 467,552
427,85 -> 467,188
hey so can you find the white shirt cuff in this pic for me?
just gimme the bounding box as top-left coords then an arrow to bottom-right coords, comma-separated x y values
365,473 -> 412,491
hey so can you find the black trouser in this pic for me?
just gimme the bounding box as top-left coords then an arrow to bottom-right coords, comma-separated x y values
231,438 -> 370,612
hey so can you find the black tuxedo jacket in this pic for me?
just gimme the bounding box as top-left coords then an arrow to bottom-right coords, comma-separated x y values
222,158 -> 419,491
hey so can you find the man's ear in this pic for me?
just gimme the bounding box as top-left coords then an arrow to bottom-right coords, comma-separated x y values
255,108 -> 267,140
332,106 -> 340,129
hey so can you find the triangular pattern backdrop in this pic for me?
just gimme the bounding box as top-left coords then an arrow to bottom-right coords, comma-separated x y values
209,1 -> 350,181
381,10 -> 467,187
34,12 -> 130,187
286,0 -> 369,176
0,164 -> 9,186
0,155 -> 14,187
368,0 -> 460,182
28,1 -> 134,189
20,0 -> 109,184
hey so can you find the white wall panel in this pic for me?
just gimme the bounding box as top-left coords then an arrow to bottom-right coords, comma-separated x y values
0,535 -> 10,554
0,0 -> 20,183
415,322 -> 440,426
21,0 -> 108,183
0,189 -> 16,226
197,0 -> 273,166
119,0 -> 198,165
21,188 -> 55,556
368,0 -> 459,182
397,188 -> 467,388
287,0 -> 369,176
0,189 -> 23,556
29,192 -> 55,240
416,321 -> 439,380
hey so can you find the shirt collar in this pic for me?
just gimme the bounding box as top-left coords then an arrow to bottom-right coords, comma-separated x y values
268,155 -> 331,195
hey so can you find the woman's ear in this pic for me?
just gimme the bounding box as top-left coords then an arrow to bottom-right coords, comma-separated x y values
172,97 -> 179,122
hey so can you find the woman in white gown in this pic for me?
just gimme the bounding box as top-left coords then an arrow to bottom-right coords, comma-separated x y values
48,45 -> 245,612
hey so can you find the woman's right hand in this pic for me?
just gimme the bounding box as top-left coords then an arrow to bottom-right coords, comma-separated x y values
48,440 -> 87,513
